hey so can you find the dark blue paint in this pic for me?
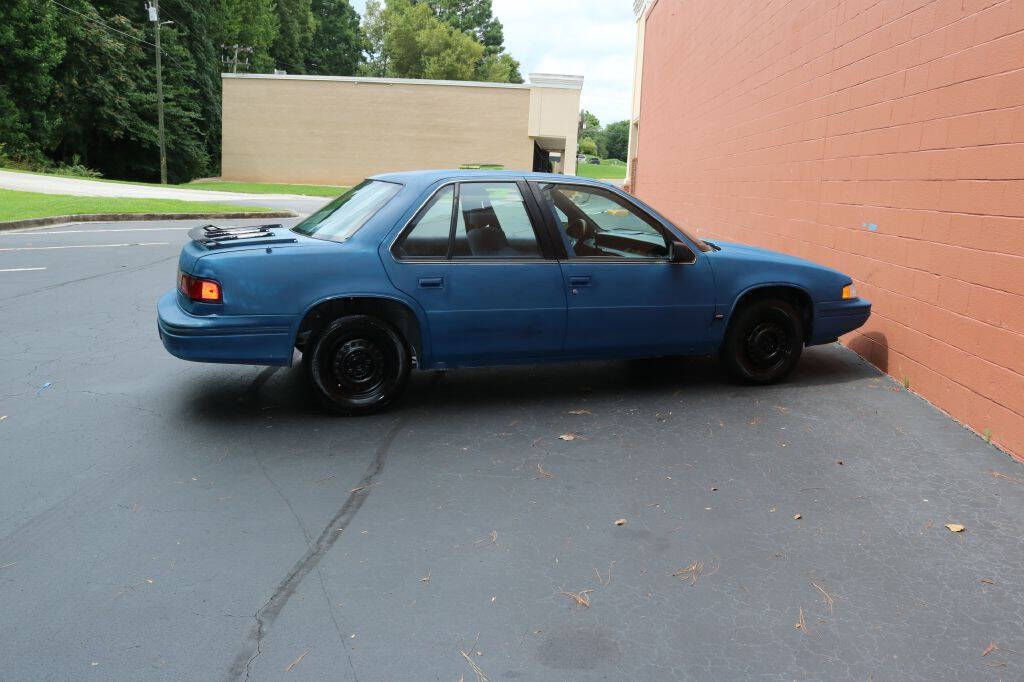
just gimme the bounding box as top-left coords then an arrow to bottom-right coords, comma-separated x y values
157,170 -> 871,369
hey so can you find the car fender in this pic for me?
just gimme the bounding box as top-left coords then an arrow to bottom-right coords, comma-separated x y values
714,280 -> 818,346
292,290 -> 434,365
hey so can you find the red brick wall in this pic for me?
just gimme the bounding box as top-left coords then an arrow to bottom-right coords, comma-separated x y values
634,0 -> 1024,457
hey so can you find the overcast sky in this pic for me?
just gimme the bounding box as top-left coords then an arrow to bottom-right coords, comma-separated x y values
348,0 -> 637,125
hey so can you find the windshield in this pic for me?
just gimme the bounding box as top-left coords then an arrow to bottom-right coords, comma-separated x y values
292,180 -> 401,242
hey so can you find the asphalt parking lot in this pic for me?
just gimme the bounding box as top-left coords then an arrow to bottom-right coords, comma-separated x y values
1,211 -> 1023,681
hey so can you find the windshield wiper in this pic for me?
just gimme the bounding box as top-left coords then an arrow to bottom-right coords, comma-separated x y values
703,240 -> 722,251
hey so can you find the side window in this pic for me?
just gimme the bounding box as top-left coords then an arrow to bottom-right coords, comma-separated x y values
538,183 -> 670,259
452,182 -> 542,259
393,186 -> 454,259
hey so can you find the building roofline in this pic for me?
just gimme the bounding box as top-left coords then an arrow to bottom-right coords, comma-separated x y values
221,72 -> 583,90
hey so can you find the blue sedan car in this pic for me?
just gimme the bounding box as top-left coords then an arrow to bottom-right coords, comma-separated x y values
158,170 -> 870,414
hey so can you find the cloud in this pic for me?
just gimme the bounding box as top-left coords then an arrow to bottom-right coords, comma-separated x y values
493,0 -> 636,124
349,0 -> 636,124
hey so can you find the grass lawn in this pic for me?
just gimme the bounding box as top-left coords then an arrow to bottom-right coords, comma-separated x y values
182,180 -> 348,197
0,167 -> 347,198
575,162 -> 627,180
0,189 -> 275,222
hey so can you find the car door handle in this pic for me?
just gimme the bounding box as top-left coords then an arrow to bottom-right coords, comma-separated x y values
418,277 -> 444,289
568,276 -> 591,286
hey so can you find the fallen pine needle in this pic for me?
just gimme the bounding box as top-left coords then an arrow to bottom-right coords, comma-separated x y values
350,481 -> 380,494
978,578 -> 996,586
794,607 -> 809,635
285,647 -> 310,672
534,463 -> 556,479
982,642 -> 999,657
594,561 -> 616,587
567,409 -> 592,415
474,530 -> 497,548
459,649 -> 489,682
0,562 -> 16,570
561,588 -> 594,607
673,560 -> 704,586
811,581 -> 835,615
990,471 -> 1024,485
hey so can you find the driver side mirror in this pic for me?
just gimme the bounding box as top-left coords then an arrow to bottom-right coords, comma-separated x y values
669,240 -> 696,264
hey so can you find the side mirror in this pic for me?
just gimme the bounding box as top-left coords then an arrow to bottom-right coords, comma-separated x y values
669,240 -> 696,264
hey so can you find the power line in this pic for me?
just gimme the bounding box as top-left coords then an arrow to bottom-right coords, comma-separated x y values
50,0 -> 158,49
47,0 -> 220,102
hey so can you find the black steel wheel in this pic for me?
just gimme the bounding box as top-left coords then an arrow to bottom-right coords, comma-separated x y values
722,298 -> 803,384
307,315 -> 410,414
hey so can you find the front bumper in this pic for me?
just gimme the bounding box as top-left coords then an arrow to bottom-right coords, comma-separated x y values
809,298 -> 871,345
157,290 -> 293,366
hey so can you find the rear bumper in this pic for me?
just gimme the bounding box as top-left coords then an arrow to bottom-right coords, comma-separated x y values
809,298 -> 871,345
157,291 -> 293,366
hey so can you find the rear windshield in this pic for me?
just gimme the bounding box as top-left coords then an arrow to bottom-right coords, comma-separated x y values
292,180 -> 401,242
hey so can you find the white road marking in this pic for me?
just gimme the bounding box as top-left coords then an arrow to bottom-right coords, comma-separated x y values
0,267 -> 47,272
1,227 -> 195,235
0,242 -> 170,252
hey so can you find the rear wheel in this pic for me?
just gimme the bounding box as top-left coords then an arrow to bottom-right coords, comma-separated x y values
306,315 -> 410,415
722,298 -> 803,384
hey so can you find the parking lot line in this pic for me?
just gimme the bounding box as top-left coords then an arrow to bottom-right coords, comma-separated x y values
0,267 -> 47,272
0,242 -> 170,252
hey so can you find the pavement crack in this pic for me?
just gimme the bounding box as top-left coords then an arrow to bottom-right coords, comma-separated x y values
225,374 -> 439,681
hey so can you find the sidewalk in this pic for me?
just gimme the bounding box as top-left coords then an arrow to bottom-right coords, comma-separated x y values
0,169 -> 321,202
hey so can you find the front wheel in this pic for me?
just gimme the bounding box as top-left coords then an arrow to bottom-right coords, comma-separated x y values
306,315 -> 411,415
722,298 -> 803,384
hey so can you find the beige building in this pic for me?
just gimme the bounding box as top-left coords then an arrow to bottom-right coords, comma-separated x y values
221,72 -> 584,186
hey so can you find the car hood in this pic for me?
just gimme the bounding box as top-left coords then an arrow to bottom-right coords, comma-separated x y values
711,240 -> 845,273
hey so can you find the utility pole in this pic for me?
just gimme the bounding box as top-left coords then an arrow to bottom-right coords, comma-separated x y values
147,1 -> 168,184
222,44 -> 254,74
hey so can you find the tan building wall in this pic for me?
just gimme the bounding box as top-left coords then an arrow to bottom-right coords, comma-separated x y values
221,73 -> 582,186
633,0 -> 1024,458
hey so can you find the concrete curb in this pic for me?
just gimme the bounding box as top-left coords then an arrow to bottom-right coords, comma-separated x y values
0,210 -> 297,232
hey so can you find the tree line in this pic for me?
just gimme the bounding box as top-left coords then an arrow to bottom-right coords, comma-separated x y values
0,0 -> 521,183
578,110 -> 629,162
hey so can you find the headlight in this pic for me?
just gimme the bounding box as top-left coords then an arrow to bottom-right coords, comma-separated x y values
842,283 -> 857,300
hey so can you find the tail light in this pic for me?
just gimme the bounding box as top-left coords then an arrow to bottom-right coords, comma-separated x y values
178,271 -> 222,302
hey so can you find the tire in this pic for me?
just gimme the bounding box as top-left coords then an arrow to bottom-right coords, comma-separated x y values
721,298 -> 804,384
306,315 -> 411,415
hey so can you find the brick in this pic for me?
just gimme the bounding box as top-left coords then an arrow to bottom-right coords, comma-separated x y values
635,0 -> 1024,457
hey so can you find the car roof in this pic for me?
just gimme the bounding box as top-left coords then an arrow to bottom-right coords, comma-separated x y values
368,169 -> 615,192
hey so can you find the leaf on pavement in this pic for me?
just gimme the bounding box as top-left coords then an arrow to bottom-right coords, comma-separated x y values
945,523 -> 965,532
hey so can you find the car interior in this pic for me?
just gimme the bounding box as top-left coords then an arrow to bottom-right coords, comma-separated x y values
542,184 -> 670,259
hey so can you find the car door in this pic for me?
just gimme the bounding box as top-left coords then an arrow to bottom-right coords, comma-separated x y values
530,181 -> 716,357
385,179 -> 566,366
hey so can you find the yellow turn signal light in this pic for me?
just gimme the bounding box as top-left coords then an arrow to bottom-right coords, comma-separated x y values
842,283 -> 857,300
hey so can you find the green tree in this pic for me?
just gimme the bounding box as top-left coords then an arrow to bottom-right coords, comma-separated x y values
578,137 -> 598,157
305,0 -> 364,75
417,0 -> 501,52
580,110 -> 600,129
210,0 -> 279,72
604,119 -> 630,161
272,0 -> 314,73
96,0 -> 224,176
50,3 -> 209,182
361,0 -> 483,81
0,0 -> 65,163
415,0 -> 520,82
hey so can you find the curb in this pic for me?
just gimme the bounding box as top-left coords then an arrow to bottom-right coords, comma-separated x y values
0,210 -> 297,232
